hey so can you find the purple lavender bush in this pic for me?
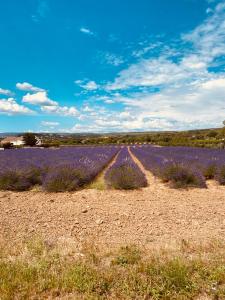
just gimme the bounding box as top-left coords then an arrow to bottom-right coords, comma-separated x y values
160,164 -> 207,189
0,146 -> 119,192
0,170 -> 34,191
130,145 -> 210,188
42,166 -> 85,192
202,163 -> 217,179
105,147 -> 147,190
215,166 -> 225,185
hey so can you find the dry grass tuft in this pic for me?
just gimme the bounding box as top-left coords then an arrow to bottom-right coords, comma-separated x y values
0,238 -> 225,299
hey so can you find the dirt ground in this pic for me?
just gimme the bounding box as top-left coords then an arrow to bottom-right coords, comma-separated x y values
1,150 -> 225,252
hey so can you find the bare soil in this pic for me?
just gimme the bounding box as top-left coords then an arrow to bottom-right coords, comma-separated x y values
1,152 -> 225,251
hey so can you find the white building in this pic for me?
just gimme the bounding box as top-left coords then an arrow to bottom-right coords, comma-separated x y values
0,136 -> 25,146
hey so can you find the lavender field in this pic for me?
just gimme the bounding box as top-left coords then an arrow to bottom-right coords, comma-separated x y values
0,145 -> 225,191
0,146 -> 119,191
131,145 -> 225,188
105,147 -> 147,189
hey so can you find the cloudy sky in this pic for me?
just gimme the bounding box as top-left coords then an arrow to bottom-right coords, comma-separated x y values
1,0 -> 225,132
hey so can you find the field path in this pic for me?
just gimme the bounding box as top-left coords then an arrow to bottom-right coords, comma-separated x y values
128,146 -> 153,185
89,149 -> 121,189
128,146 -> 218,190
128,146 -> 165,190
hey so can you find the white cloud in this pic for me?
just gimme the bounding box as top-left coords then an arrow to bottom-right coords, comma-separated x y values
16,82 -> 45,92
132,42 -> 163,58
103,1 -> 225,92
41,105 -> 79,117
8,0 -> 225,132
104,55 -> 209,91
82,106 -> 94,112
90,1 -> 225,131
82,81 -> 98,90
75,80 -> 98,90
71,123 -> 114,133
104,75 -> 225,130
22,91 -> 57,106
119,111 -> 131,119
95,119 -> 121,128
201,77 -> 225,89
0,88 -> 13,96
99,52 -> 124,66
80,27 -> 94,36
0,98 -> 34,115
104,99 -> 115,104
183,2 -> 225,63
41,121 -> 60,127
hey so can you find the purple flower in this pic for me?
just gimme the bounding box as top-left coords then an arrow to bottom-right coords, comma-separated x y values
105,147 -> 147,189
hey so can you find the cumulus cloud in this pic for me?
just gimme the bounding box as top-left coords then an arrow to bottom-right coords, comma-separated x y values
103,76 -> 225,130
93,1 -> 225,131
104,55 -> 209,91
41,105 -> 79,117
22,91 -> 57,106
0,88 -> 13,96
16,82 -> 45,92
82,106 -> 94,112
0,98 -> 34,115
75,80 -> 98,90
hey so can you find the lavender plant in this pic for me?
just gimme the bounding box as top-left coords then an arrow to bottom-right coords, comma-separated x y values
105,147 -> 147,189
160,164 -> 207,188
0,170 -> 34,191
42,166 -> 85,192
130,145 -> 224,188
215,165 -> 225,185
0,146 -> 119,191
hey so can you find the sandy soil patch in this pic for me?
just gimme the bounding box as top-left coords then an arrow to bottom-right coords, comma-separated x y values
1,150 -> 225,251
1,177 -> 225,251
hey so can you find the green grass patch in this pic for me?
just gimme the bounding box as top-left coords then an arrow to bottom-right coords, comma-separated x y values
1,240 -> 225,299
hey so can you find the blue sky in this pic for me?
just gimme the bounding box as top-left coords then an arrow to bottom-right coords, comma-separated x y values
0,0 -> 225,132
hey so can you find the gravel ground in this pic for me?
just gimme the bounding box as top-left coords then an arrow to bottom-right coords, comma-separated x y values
1,175 -> 225,251
1,150 -> 225,251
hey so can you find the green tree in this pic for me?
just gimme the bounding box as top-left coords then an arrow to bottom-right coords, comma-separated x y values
207,131 -> 218,138
2,142 -> 13,149
23,133 -> 37,146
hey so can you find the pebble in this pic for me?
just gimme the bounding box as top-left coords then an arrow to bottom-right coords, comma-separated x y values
96,219 -> 104,225
82,209 -> 88,213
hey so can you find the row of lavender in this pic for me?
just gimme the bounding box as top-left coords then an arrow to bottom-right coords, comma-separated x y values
105,147 -> 147,189
131,145 -> 225,188
0,146 -> 119,191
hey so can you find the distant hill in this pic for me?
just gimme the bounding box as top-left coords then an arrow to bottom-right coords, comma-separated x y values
0,128 -> 224,148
